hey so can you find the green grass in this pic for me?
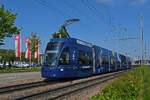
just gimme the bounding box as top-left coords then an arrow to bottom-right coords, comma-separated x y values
142,66 -> 150,100
89,66 -> 150,100
0,68 -> 41,73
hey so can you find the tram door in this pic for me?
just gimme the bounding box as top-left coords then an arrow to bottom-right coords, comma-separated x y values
72,47 -> 78,68
92,47 -> 96,74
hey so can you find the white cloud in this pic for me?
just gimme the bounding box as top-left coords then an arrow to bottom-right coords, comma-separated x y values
96,0 -> 147,5
96,0 -> 126,5
131,0 -> 147,5
97,0 -> 113,3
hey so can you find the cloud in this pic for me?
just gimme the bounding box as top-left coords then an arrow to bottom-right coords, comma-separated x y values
96,0 -> 126,5
96,0 -> 113,4
131,0 -> 147,5
96,0 -> 147,5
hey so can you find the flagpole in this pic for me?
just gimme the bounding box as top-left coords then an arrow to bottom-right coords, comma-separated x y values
38,51 -> 39,67
25,38 -> 31,68
38,41 -> 39,66
30,38 -> 31,68
30,33 -> 31,68
20,33 -> 22,68
15,34 -> 22,68
20,54 -> 22,68
30,51 -> 31,68
38,57 -> 39,66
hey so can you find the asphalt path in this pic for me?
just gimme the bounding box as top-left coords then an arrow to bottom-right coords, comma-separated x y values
0,65 -> 149,83
0,72 -> 41,83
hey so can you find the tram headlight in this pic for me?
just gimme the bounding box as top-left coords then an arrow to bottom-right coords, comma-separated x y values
60,69 -> 64,71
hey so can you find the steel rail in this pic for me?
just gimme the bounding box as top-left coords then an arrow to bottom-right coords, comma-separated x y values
13,68 -> 134,100
0,80 -> 64,94
52,71 -> 124,100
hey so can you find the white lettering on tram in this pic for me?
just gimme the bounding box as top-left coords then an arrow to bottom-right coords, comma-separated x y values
77,40 -> 92,47
81,66 -> 91,68
46,50 -> 59,53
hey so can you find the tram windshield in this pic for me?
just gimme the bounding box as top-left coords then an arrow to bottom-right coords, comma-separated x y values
44,42 -> 64,66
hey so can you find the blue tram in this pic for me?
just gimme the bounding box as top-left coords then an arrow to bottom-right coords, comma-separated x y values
42,38 -> 131,78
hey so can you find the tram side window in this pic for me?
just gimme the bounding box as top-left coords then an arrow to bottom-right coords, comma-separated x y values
111,57 -> 115,66
59,47 -> 70,65
97,53 -> 102,68
117,60 -> 120,66
121,56 -> 127,65
78,50 -> 92,65
102,55 -> 109,67
88,52 -> 92,65
102,56 -> 105,66
128,61 -> 131,65
106,56 -> 109,66
97,54 -> 100,68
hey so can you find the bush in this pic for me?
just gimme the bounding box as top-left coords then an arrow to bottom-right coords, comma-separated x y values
89,66 -> 150,100
0,68 -> 41,73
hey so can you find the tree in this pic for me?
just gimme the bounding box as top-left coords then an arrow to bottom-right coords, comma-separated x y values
0,49 -> 17,68
52,18 -> 80,38
0,49 -> 30,68
52,29 -> 68,38
0,49 -> 15,62
0,4 -> 21,45
30,32 -> 41,63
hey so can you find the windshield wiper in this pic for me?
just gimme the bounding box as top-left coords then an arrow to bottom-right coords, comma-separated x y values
44,62 -> 50,66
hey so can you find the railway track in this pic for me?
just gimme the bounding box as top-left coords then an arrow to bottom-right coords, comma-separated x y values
13,69 -> 133,100
0,79 -> 67,94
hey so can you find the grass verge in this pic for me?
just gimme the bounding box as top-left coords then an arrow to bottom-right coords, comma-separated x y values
0,68 -> 41,73
89,66 -> 150,100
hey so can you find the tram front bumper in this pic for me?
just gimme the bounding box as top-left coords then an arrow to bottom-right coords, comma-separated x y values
41,67 -> 76,78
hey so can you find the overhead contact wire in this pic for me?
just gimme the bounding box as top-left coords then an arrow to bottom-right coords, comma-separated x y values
35,0 -> 72,19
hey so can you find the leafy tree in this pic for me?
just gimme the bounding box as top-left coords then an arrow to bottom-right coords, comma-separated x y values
0,49 -> 17,68
0,49 -> 31,67
52,29 -> 68,38
0,4 -> 21,45
0,49 -> 15,62
30,32 -> 41,63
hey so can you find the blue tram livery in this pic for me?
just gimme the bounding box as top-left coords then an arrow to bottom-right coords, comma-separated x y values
42,38 -> 131,78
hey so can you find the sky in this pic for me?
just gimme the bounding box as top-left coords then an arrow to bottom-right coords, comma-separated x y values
0,0 -> 150,59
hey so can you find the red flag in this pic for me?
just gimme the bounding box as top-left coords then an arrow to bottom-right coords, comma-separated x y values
15,34 -> 21,58
25,38 -> 30,59
34,41 -> 39,58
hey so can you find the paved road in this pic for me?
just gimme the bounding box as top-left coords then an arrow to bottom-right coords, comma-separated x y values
0,72 -> 41,83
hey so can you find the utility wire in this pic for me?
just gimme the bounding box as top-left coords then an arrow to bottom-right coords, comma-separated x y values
98,4 -> 113,26
63,0 -> 99,24
81,0 -> 119,30
83,0 -> 130,35
62,0 -> 99,36
34,0 -> 97,37
81,0 -> 102,20
63,0 -> 90,20
34,0 -> 72,19
95,3 -> 127,34
86,0 -> 105,21
96,3 -> 139,56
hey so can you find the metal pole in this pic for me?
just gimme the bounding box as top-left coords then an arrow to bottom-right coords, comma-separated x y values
38,54 -> 39,66
141,15 -> 144,66
30,51 -> 31,67
20,55 -> 22,68
20,33 -> 22,68
145,41 -> 146,64
30,33 -> 31,68
108,51 -> 110,72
